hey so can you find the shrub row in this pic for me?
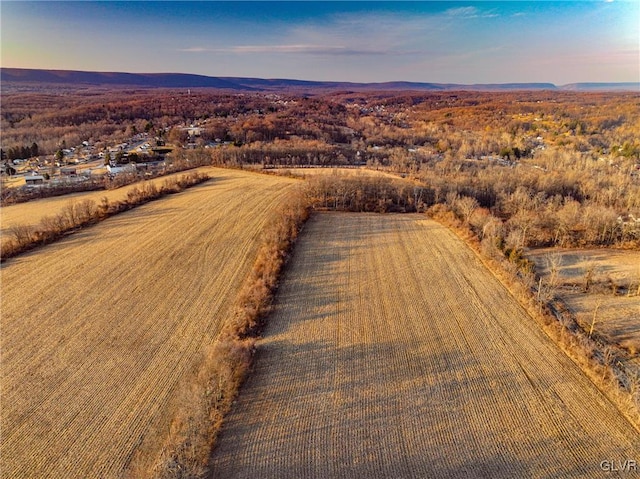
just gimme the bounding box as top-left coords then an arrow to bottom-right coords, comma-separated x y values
305,175 -> 432,213
1,153 -> 213,206
1,172 -> 210,261
0,178 -> 107,206
132,186 -> 311,479
428,203 -> 640,429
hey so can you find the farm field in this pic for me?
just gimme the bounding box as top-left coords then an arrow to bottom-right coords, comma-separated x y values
280,167 -> 401,179
210,213 -> 640,478
528,248 -> 640,372
0,166 -> 224,243
0,169 -> 297,478
244,164 -> 403,180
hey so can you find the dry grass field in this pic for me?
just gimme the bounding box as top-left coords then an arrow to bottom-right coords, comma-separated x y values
210,213 -> 640,478
0,175 -> 26,189
282,167 -> 401,179
244,165 -> 403,180
528,248 -> 640,372
0,167 -> 221,241
0,169 -> 296,478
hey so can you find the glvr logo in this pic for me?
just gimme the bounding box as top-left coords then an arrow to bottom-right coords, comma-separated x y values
600,459 -> 638,473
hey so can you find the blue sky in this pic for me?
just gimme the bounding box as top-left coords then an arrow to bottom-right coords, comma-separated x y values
1,1 -> 638,84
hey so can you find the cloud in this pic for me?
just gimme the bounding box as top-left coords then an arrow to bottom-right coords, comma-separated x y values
178,44 -> 402,56
445,6 -> 479,17
179,47 -> 211,53
444,6 -> 499,19
285,11 -> 444,56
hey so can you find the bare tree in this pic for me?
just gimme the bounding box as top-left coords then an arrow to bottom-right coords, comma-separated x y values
10,224 -> 35,248
588,299 -> 603,338
581,257 -> 598,293
457,196 -> 479,225
544,251 -> 563,289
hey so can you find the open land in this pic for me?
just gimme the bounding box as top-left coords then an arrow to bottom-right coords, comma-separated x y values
528,248 -> 640,372
264,166 -> 402,180
0,169 -> 296,478
1,84 -> 639,479
0,167 -> 224,241
210,213 -> 640,478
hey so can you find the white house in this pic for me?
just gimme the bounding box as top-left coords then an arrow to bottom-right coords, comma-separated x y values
24,175 -> 45,186
107,164 -> 136,175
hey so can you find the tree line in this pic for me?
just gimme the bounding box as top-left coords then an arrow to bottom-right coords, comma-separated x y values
1,142 -> 38,161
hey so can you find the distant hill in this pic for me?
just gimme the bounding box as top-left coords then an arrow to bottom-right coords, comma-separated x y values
1,68 -> 637,93
560,82 -> 640,92
0,68 -> 253,90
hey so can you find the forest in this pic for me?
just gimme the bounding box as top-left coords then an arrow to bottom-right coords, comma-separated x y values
2,87 -> 639,251
2,86 -> 640,479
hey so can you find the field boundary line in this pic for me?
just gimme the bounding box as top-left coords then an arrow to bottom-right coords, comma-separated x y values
129,186 -> 312,479
430,213 -> 640,432
1,171 -> 210,262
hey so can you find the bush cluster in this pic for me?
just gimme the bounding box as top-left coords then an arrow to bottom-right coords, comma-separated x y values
1,171 -> 210,261
305,174 -> 433,213
135,187 -> 311,479
429,203 -> 640,428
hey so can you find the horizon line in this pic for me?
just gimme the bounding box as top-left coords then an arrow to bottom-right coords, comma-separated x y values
2,67 -> 639,88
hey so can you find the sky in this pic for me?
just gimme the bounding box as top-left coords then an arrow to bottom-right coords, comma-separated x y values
1,1 -> 638,84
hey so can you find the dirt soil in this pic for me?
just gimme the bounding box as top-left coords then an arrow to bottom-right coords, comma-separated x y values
528,248 -> 640,371
210,213 -> 640,479
0,169 -> 296,478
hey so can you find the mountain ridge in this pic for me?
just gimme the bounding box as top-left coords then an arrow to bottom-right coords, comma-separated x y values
1,68 -> 638,92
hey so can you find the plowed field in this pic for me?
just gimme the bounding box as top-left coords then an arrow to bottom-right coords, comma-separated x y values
284,167 -> 400,179
210,213 -> 640,478
0,169 -> 296,478
528,248 -> 640,373
1,167 -> 222,239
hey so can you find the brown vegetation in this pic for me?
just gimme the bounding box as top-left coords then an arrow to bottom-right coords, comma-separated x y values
305,174 -> 429,213
2,86 -> 639,477
1,177 -> 106,204
266,173 -> 639,425
3,89 -> 638,250
428,206 -> 640,428
0,169 -> 297,479
0,148 -> 213,206
129,186 -> 310,478
528,248 -> 640,373
1,171 -> 210,260
209,213 -> 639,478
0,166 -> 216,237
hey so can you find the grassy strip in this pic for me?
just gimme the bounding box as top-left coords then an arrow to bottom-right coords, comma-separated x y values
305,175 -> 428,213
428,205 -> 640,431
1,155 -> 214,207
129,186 -> 311,479
299,174 -> 639,427
0,171 -> 210,262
